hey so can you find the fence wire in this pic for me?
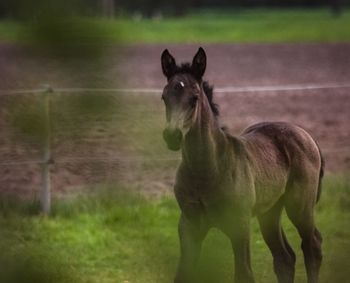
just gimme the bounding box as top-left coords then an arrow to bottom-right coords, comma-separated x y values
1,82 -> 350,96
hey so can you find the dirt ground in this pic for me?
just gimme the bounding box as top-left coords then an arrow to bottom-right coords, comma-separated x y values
0,43 -> 349,196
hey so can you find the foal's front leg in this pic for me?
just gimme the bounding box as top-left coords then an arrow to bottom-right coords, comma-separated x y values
228,218 -> 255,283
175,214 -> 208,283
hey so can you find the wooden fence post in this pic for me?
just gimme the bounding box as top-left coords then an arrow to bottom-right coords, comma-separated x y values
40,86 -> 53,215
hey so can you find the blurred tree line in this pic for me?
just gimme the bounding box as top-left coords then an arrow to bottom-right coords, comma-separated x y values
0,0 -> 347,19
117,0 -> 346,17
0,0 -> 100,19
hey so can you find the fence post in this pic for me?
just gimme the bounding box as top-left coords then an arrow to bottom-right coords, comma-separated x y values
40,85 -> 53,215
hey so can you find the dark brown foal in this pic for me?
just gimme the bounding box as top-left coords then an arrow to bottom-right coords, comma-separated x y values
160,47 -> 323,283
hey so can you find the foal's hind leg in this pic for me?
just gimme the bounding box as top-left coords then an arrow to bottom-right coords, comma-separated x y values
285,183 -> 322,283
258,200 -> 296,283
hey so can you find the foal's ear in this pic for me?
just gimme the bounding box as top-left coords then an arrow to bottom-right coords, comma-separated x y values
161,49 -> 177,80
191,47 -> 206,80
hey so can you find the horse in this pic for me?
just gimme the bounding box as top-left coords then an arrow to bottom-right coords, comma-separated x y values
160,47 -> 324,283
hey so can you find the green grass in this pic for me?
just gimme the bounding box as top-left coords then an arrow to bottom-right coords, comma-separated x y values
0,174 -> 349,283
1,8 -> 350,44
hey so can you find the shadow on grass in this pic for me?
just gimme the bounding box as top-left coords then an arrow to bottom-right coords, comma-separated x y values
0,244 -> 80,283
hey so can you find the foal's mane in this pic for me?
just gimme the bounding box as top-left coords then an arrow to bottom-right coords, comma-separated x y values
174,63 -> 219,117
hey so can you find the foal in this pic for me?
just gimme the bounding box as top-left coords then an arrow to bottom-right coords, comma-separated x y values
160,47 -> 323,283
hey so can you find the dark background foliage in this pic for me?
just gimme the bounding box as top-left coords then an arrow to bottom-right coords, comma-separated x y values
0,0 -> 349,19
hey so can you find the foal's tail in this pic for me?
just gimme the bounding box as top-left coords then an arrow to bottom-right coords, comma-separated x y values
316,142 -> 325,203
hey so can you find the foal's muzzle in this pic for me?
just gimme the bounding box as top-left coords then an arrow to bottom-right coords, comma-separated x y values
162,128 -> 183,151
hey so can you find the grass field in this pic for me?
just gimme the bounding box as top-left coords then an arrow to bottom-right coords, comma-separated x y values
1,9 -> 350,44
0,174 -> 349,283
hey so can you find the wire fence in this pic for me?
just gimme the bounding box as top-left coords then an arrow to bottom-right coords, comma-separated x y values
1,82 -> 350,96
1,83 -> 349,213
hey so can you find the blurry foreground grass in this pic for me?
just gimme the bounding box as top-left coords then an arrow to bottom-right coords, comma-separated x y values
0,174 -> 349,283
1,9 -> 350,44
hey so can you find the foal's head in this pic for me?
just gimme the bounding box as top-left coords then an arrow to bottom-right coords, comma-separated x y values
161,47 -> 217,151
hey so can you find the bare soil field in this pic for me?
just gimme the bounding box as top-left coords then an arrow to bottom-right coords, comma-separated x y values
0,43 -> 349,196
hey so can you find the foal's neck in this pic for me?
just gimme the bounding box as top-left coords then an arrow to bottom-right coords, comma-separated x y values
182,87 -> 227,175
